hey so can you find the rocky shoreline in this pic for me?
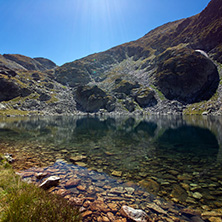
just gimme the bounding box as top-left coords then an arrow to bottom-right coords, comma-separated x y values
17,159 -> 205,222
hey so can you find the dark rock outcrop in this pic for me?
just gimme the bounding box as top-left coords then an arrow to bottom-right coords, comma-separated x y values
39,93 -> 51,102
75,85 -> 115,112
34,57 -> 57,70
0,78 -> 20,102
20,88 -> 32,97
0,66 -> 17,78
135,88 -> 157,108
55,66 -> 91,87
123,99 -> 136,112
113,80 -> 140,95
0,78 -> 31,102
31,72 -> 41,81
153,48 -> 219,104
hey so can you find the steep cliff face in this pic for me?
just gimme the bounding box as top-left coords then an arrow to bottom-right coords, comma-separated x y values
0,0 -> 222,115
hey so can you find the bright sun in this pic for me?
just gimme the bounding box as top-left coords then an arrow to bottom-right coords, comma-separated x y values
71,0 -> 126,51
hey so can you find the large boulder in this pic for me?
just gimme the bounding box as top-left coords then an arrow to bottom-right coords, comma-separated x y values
55,67 -> 91,87
135,88 -> 157,108
0,78 -> 22,101
75,85 -> 115,112
0,68 -> 32,101
123,99 -> 136,112
153,47 -> 219,103
0,66 -> 17,78
39,176 -> 60,190
120,205 -> 149,222
113,80 -> 140,95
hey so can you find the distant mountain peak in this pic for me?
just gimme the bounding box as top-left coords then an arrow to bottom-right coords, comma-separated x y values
0,54 -> 56,71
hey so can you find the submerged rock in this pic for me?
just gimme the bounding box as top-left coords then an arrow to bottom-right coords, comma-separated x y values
139,179 -> 160,195
89,199 -> 109,213
70,155 -> 87,163
171,184 -> 188,202
82,210 -> 93,218
110,187 -> 125,194
111,170 -> 122,177
146,203 -> 167,215
35,172 -> 49,180
107,212 -> 116,221
125,187 -> 135,195
201,211 -> 222,220
193,192 -> 203,199
120,205 -> 149,222
75,162 -> 87,167
65,179 -> 81,188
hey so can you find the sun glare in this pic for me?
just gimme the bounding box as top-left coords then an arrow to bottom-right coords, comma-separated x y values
70,0 -> 127,52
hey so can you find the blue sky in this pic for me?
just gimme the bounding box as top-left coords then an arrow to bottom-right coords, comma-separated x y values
0,0 -> 210,65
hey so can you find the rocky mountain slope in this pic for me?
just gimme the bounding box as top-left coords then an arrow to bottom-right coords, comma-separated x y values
0,54 -> 57,71
0,0 -> 222,116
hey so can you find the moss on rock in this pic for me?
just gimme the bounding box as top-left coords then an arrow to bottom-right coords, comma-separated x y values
75,85 -> 115,112
135,88 -> 157,108
113,80 -> 140,95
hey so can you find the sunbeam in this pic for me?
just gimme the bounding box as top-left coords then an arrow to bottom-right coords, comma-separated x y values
69,0 -> 128,54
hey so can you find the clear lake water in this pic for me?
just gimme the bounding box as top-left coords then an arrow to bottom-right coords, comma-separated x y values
0,114 -> 222,216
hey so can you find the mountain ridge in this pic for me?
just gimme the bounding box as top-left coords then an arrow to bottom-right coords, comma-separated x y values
0,54 -> 57,71
0,0 -> 222,116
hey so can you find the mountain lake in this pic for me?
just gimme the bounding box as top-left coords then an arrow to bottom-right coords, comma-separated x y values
0,114 -> 222,221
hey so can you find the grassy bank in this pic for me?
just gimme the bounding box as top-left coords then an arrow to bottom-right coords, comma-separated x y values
0,155 -> 81,222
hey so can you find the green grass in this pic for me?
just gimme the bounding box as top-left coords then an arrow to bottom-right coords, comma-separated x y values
2,93 -> 39,106
150,84 -> 165,100
0,109 -> 36,116
0,155 -> 81,222
183,92 -> 220,115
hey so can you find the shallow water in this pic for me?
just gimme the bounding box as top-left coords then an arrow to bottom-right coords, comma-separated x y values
1,114 -> 222,214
